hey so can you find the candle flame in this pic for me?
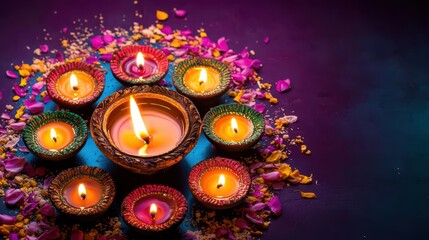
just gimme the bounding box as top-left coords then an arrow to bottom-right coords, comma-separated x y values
78,183 -> 87,200
130,95 -> 150,144
150,203 -> 157,219
138,144 -> 148,156
199,68 -> 207,86
136,52 -> 145,68
217,174 -> 225,189
231,117 -> 239,134
50,128 -> 57,142
70,73 -> 79,91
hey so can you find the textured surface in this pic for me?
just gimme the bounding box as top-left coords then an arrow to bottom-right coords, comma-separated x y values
0,0 -> 428,239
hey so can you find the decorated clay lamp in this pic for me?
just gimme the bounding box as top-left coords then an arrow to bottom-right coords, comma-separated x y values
46,62 -> 105,109
203,104 -> 264,152
110,45 -> 168,85
90,85 -> 202,174
122,185 -> 187,234
49,166 -> 115,219
173,58 -> 231,103
188,157 -> 251,209
22,111 -> 88,160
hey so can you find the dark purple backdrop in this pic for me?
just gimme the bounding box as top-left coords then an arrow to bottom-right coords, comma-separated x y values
1,0 -> 428,239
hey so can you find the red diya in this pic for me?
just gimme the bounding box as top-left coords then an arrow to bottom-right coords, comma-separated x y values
110,45 -> 168,85
188,157 -> 251,209
121,184 -> 188,234
48,166 -> 115,220
46,62 -> 105,109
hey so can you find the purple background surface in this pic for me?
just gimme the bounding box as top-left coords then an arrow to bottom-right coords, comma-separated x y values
1,0 -> 429,239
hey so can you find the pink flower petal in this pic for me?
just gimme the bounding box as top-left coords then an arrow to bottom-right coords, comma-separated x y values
161,25 -> 173,35
26,237 -> 37,240
102,34 -> 115,44
6,70 -> 18,79
253,103 -> 265,113
1,113 -> 11,120
5,157 -> 26,174
222,54 -> 238,63
0,214 -> 16,225
5,188 -> 25,205
13,83 -> 27,97
24,100 -> 44,114
22,203 -> 38,216
231,73 -> 246,85
235,218 -> 250,229
9,233 -> 19,240
44,177 -> 53,190
263,37 -> 270,44
201,37 -> 214,48
245,213 -> 264,226
62,27 -> 68,33
272,181 -> 285,190
241,68 -> 254,77
23,163 -> 36,177
19,145 -> 29,153
38,226 -> 60,240
100,53 -> 113,62
40,204 -> 55,217
27,221 -> 42,234
71,229 -> 84,240
251,202 -> 266,211
36,167 -> 46,177
180,29 -> 192,36
90,36 -> 104,50
268,195 -> 282,216
217,37 -> 229,52
174,9 -> 187,17
260,171 -> 281,181
56,51 -> 64,62
250,162 -> 264,173
86,56 -> 98,64
40,45 -> 49,53
276,79 -> 291,93
31,81 -> 45,95
10,122 -> 26,131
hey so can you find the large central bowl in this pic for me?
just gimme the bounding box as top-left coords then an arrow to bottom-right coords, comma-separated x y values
90,85 -> 202,174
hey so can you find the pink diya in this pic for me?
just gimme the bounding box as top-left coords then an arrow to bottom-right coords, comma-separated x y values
110,45 -> 168,85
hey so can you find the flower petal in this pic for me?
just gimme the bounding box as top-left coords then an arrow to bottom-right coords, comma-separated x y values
24,100 -> 44,114
5,157 -> 26,174
10,122 -> 26,131
5,188 -> 25,205
13,83 -> 27,97
103,34 -> 115,44
31,81 -> 45,95
217,37 -> 229,52
71,229 -> 84,240
0,214 -> 16,225
23,163 -> 36,177
86,56 -> 98,64
260,171 -> 280,181
275,79 -> 291,93
90,36 -> 104,50
156,10 -> 169,21
36,167 -> 46,177
174,9 -> 187,17
245,213 -> 264,226
235,218 -> 250,229
263,37 -> 270,44
161,25 -> 173,35
251,202 -> 266,211
253,103 -> 265,113
268,195 -> 282,216
296,190 -> 317,199
38,226 -> 60,240
9,233 -> 19,240
56,51 -> 64,62
40,45 -> 49,53
6,70 -> 18,79
22,203 -> 38,216
40,204 -> 55,217
43,177 -> 53,190
27,221 -> 42,234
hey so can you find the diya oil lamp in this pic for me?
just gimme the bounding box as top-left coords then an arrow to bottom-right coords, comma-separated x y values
188,157 -> 251,209
110,45 -> 168,85
173,58 -> 231,103
121,184 -> 187,234
22,111 -> 88,161
90,85 -> 202,174
46,62 -> 105,109
203,104 -> 265,152
48,166 -> 115,219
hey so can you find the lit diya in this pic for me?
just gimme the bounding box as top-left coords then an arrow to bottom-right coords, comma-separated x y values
22,111 -> 88,160
90,85 -> 202,174
188,157 -> 251,209
46,62 -> 105,109
173,58 -> 231,103
48,166 -> 115,219
121,185 -> 187,234
110,45 -> 168,85
203,104 -> 265,152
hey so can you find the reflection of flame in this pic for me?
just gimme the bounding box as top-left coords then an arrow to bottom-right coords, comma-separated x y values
199,68 -> 207,86
70,73 -> 79,91
150,203 -> 157,219
50,128 -> 57,142
231,117 -> 238,134
136,52 -> 145,68
130,95 -> 150,144
78,183 -> 87,200
138,144 -> 148,156
217,174 -> 225,189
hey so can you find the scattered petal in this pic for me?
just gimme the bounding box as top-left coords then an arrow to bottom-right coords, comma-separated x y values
156,10 -> 169,21
40,204 -> 55,217
253,103 -> 265,113
268,195 -> 282,216
217,37 -> 229,52
56,51 -> 64,62
263,37 -> 270,44
40,45 -> 49,53
103,34 -> 115,44
260,171 -> 280,181
6,70 -> 18,79
13,83 -> 28,97
90,36 -> 104,50
10,121 -> 26,131
296,190 -> 317,199
38,226 -> 60,240
23,163 -> 36,177
174,9 -> 187,18
43,177 -> 53,190
36,167 -> 46,176
22,202 -> 38,216
0,214 -> 16,225
235,218 -> 250,229
9,233 -> 19,240
251,202 -> 266,211
24,100 -> 44,114
245,213 -> 264,226
27,221 -> 42,235
86,55 -> 98,64
5,188 -> 25,205
71,229 -> 84,240
5,157 -> 26,174
276,79 -> 291,93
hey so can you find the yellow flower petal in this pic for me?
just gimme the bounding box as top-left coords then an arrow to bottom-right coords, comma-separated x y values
266,150 -> 282,163
156,10 -> 169,21
279,164 -> 292,179
299,174 -> 313,184
295,190 -> 317,199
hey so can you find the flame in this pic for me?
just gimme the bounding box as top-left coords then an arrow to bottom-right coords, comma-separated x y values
231,117 -> 238,134
150,203 -> 157,219
199,68 -> 207,86
78,183 -> 86,200
138,144 -> 148,156
130,95 -> 150,144
70,73 -> 79,91
50,128 -> 57,142
136,52 -> 145,68
217,174 -> 225,189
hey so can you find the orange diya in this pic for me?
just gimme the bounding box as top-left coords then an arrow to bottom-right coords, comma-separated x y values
46,62 -> 105,109
49,166 -> 115,220
188,157 -> 251,209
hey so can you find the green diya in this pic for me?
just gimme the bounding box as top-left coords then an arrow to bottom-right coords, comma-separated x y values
22,110 -> 88,161
172,58 -> 231,102
203,104 -> 265,152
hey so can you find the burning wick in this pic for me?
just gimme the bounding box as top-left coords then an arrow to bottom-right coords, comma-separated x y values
70,73 -> 79,91
78,183 -> 86,200
130,95 -> 150,145
231,117 -> 239,134
136,52 -> 145,69
50,128 -> 57,142
217,174 -> 225,189
199,68 -> 207,86
150,203 -> 157,220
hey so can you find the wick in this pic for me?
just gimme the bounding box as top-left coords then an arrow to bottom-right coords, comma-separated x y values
151,212 -> 156,220
72,86 -> 79,91
52,137 -> 57,142
142,136 -> 150,145
80,193 -> 86,200
216,183 -> 223,189
233,128 -> 238,134
199,80 -> 204,86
